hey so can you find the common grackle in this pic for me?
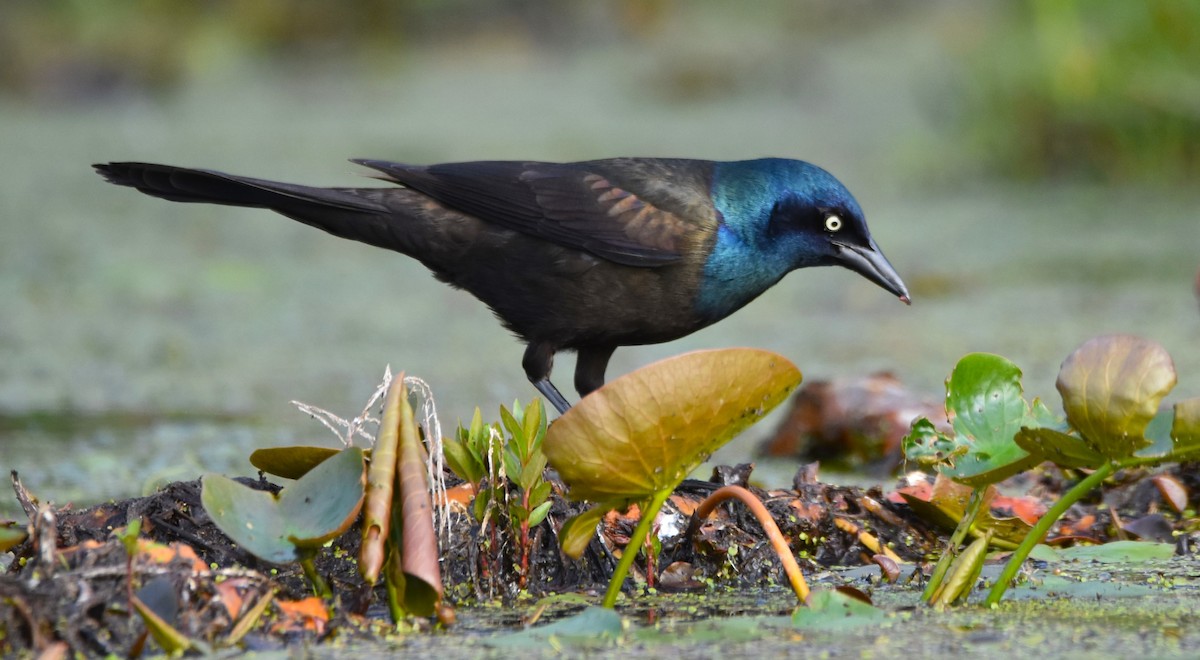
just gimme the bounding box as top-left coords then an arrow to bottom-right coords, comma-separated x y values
94,158 -> 909,414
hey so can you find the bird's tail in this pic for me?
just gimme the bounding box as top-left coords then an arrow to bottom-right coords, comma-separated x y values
92,161 -> 413,249
95,162 -> 390,214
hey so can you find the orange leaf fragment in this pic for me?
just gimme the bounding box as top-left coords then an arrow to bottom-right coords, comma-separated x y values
214,579 -> 249,620
136,540 -> 208,572
272,596 -> 329,634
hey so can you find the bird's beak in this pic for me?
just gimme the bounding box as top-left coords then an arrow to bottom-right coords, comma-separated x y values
833,239 -> 911,304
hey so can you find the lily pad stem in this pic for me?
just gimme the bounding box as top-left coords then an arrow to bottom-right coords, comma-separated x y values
300,555 -> 332,599
694,485 -> 810,603
602,488 -> 671,609
923,486 -> 986,603
984,461 -> 1114,606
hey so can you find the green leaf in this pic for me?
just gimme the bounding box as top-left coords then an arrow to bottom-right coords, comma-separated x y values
115,518 -> 141,557
443,435 -> 484,486
467,424 -> 493,468
558,504 -> 610,559
503,446 -> 523,488
529,481 -> 552,508
469,407 -> 484,438
519,452 -> 548,492
544,348 -> 801,502
472,488 -> 492,522
904,353 -> 1044,487
464,408 -> 493,467
1056,335 -> 1177,459
500,405 -> 523,449
508,501 -> 529,520
528,500 -> 553,528
523,398 -> 544,450
1014,427 -> 1106,469
903,418 -> 968,468
201,447 -> 365,563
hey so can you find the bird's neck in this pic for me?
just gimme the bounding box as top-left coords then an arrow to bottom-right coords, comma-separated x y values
694,224 -> 800,321
693,163 -> 815,321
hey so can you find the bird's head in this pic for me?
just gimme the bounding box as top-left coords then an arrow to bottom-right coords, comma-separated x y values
709,158 -> 910,305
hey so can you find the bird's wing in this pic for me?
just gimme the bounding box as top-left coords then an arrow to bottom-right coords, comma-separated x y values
353,159 -> 709,266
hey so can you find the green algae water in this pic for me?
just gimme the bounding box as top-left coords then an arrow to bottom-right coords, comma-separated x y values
1,10 -> 1197,517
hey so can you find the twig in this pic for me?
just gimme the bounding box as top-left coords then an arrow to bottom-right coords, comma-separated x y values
11,470 -> 38,519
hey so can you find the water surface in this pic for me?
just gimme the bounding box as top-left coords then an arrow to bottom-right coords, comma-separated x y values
2,18 -> 1197,517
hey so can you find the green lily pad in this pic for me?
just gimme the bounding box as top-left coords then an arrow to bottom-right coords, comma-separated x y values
251,445 -> 372,480
543,348 -> 801,502
1002,575 -> 1157,601
633,617 -> 773,645
1055,540 -> 1176,564
1169,397 -> 1200,459
1135,409 -> 1177,459
1026,544 -> 1061,563
904,353 -> 1046,487
1123,399 -> 1200,462
486,606 -> 623,649
792,588 -> 886,630
202,447 -> 366,563
1056,335 -> 1177,459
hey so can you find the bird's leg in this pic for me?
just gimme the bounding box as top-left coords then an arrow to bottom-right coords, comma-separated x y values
523,342 -> 571,414
532,379 -> 571,415
574,345 -> 616,398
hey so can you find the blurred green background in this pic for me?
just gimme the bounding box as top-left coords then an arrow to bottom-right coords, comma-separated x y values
2,0 -> 1197,517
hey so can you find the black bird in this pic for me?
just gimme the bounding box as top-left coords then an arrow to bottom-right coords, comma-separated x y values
94,158 -> 910,414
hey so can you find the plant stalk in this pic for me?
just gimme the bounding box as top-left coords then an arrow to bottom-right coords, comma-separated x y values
602,488 -> 671,608
923,486 -> 986,603
518,489 -> 531,590
694,485 -> 811,603
983,461 -> 1115,606
300,555 -> 332,599
385,562 -> 406,623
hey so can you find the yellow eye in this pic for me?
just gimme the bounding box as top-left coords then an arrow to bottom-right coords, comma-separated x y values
824,215 -> 843,232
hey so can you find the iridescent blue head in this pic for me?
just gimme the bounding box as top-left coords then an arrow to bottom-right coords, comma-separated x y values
696,158 -> 909,319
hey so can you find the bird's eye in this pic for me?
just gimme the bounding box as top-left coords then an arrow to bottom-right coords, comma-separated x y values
824,215 -> 843,232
